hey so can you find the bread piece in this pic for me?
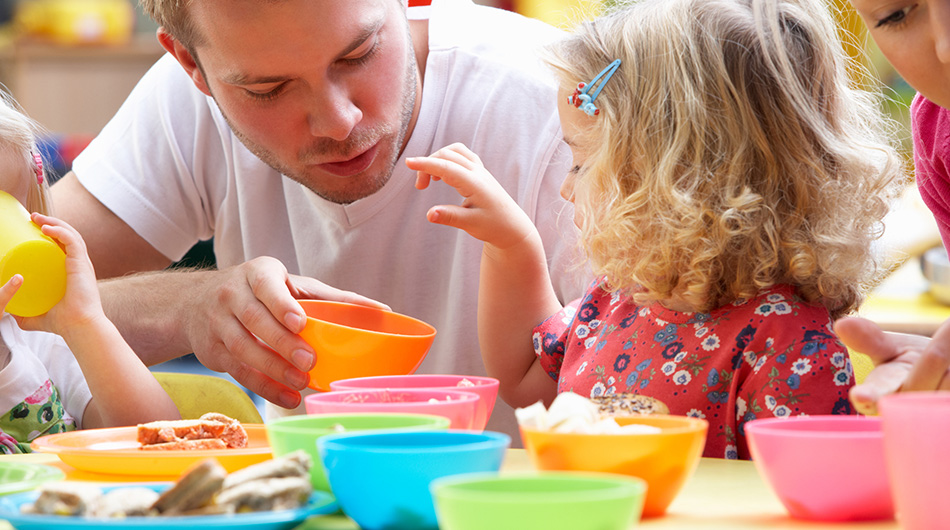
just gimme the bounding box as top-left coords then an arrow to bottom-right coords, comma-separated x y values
22,482 -> 102,516
137,413 -> 247,449
590,392 -> 670,416
88,487 -> 160,518
222,450 -> 311,490
215,477 -> 312,512
139,438 -> 229,451
151,458 -> 227,515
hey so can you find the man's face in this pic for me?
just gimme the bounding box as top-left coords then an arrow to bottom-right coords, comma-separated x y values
849,0 -> 950,108
184,0 -> 420,204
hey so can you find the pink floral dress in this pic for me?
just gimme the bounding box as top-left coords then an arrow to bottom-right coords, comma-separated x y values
534,280 -> 856,459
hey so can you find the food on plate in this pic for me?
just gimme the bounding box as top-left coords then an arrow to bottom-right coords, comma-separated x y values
137,412 -> 248,450
152,458 -> 228,515
89,487 -> 161,517
21,482 -> 102,515
20,450 -> 314,518
590,392 -> 670,416
515,392 -> 663,434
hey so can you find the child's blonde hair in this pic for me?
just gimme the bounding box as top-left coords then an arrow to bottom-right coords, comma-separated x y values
546,0 -> 905,319
0,89 -> 50,215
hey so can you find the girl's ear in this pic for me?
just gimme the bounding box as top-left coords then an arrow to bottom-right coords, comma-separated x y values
157,28 -> 212,97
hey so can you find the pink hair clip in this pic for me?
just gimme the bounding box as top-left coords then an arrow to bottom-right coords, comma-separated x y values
32,151 -> 43,185
567,59 -> 622,117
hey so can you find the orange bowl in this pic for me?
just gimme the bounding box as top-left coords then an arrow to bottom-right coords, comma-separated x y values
520,415 -> 707,517
297,300 -> 436,391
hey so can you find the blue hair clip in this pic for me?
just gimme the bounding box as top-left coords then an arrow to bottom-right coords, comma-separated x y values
567,59 -> 621,117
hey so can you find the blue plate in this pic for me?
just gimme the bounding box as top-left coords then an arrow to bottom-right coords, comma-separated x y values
0,484 -> 338,530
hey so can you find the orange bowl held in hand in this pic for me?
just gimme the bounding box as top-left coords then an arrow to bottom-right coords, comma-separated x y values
296,300 -> 436,391
520,414 -> 708,518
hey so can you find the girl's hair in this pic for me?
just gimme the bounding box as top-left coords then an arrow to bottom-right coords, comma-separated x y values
0,90 -> 50,215
546,0 -> 906,319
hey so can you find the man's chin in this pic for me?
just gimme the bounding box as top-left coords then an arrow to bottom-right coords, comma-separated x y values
292,170 -> 392,205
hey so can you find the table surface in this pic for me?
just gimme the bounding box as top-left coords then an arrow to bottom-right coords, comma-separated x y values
0,449 -> 897,530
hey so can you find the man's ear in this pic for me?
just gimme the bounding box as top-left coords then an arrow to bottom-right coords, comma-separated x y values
157,27 -> 212,97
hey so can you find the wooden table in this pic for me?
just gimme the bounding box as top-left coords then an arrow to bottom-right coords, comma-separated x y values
0,450 -> 898,529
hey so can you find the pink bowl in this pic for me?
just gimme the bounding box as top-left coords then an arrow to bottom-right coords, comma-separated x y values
304,388 -> 480,430
745,416 -> 893,522
329,375 -> 499,431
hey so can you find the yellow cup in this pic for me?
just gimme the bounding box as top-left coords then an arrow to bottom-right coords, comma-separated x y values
0,191 -> 66,317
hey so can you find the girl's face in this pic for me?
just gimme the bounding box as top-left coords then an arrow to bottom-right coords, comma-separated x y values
0,147 -> 29,206
557,85 -> 592,208
849,0 -> 950,108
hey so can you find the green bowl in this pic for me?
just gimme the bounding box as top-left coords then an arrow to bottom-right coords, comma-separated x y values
0,462 -> 64,496
265,412 -> 450,491
432,471 -> 647,530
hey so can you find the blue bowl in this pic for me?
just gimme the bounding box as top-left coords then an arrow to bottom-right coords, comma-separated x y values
317,430 -> 511,530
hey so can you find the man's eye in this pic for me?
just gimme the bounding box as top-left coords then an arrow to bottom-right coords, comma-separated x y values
875,6 -> 913,28
246,85 -> 285,101
341,38 -> 380,66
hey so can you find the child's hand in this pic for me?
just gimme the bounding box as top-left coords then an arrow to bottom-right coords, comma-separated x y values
0,274 -> 23,315
407,143 -> 538,250
14,213 -> 106,337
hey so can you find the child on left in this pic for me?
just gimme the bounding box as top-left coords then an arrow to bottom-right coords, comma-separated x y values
0,93 -> 179,453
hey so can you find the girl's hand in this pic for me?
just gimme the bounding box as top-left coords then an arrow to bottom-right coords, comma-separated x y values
407,143 -> 538,250
0,274 -> 23,315
15,213 -> 105,337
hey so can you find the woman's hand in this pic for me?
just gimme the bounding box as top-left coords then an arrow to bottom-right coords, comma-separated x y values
834,316 -> 950,414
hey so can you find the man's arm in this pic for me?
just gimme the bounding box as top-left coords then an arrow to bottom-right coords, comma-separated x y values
51,172 -> 387,409
51,172 -> 173,277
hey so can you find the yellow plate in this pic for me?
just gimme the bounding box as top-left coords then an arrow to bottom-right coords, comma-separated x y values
30,424 -> 272,477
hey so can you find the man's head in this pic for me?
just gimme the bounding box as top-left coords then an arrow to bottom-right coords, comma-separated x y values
147,0 -> 421,204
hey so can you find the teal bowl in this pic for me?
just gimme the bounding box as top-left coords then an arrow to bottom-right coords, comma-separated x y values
265,412 -> 451,491
318,430 -> 510,530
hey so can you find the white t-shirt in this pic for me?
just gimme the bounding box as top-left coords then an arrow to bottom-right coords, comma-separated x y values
0,315 -> 92,427
72,0 -> 586,436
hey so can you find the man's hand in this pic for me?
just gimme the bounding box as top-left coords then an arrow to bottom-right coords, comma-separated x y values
834,316 -> 950,414
106,256 -> 388,410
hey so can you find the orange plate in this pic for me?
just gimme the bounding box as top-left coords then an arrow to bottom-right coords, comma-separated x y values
30,424 -> 272,477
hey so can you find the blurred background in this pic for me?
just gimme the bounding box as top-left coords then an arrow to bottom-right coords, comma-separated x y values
0,0 -> 934,415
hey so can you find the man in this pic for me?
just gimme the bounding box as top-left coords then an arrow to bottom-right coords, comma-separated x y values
50,0 -> 583,432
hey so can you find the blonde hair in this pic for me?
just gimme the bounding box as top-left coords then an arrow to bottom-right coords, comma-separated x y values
546,0 -> 905,320
0,90 -> 50,216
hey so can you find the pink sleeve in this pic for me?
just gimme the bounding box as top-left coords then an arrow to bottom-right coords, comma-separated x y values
912,93 -> 950,250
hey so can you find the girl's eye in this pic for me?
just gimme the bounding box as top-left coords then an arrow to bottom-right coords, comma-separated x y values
875,5 -> 914,28
569,165 -> 581,174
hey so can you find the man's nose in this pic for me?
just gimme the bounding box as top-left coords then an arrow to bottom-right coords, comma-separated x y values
308,85 -> 362,141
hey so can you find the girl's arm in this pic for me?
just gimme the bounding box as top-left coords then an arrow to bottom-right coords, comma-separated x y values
15,213 -> 179,428
408,143 -> 562,406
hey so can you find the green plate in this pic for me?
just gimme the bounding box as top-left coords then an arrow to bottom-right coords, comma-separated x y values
0,461 -> 65,496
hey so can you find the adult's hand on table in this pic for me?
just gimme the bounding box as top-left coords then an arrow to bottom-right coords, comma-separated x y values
834,316 -> 950,415
184,256 -> 389,410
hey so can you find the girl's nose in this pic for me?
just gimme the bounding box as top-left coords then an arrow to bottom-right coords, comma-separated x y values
308,86 -> 362,141
559,174 -> 575,202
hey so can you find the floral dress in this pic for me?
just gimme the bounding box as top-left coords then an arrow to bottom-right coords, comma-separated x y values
534,280 -> 855,459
